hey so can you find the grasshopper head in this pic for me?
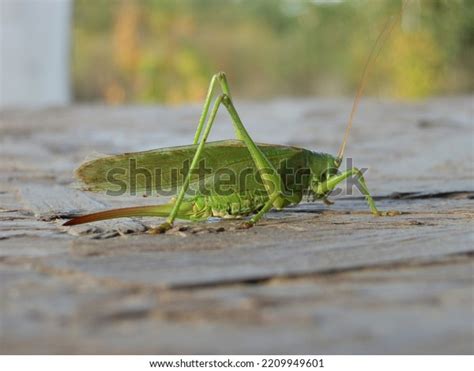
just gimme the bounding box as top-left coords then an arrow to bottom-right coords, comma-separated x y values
308,153 -> 340,198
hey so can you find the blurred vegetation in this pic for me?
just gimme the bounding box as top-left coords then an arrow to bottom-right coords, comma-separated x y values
72,0 -> 474,104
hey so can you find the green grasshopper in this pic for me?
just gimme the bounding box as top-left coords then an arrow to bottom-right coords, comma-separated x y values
64,17 -> 401,233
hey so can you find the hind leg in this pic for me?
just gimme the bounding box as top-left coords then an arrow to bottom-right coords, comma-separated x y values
152,75 -> 289,233
192,72 -> 244,144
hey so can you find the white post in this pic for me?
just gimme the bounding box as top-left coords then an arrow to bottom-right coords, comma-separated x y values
0,0 -> 72,108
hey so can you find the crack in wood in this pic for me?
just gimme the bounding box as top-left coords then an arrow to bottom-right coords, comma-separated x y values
1,251 -> 472,293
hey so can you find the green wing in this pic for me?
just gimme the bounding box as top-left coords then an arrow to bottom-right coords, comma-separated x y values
76,140 -> 309,196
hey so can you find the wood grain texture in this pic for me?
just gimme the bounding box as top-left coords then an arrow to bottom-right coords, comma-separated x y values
0,97 -> 473,354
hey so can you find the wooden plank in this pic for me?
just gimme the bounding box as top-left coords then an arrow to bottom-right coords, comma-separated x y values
0,97 -> 473,354
0,197 -> 471,288
17,184 -> 106,218
1,255 -> 472,354
15,185 -> 147,237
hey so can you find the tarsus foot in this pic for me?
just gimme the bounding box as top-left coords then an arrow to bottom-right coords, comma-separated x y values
148,222 -> 173,234
238,221 -> 254,230
373,210 -> 402,217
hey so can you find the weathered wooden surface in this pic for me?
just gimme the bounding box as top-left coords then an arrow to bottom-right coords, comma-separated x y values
0,97 -> 473,354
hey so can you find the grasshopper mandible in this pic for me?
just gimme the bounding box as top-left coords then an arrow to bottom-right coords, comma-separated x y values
64,12 -> 403,233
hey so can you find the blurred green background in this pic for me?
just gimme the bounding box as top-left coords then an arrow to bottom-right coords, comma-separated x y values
72,0 -> 473,104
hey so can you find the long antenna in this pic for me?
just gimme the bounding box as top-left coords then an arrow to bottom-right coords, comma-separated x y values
336,2 -> 407,161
